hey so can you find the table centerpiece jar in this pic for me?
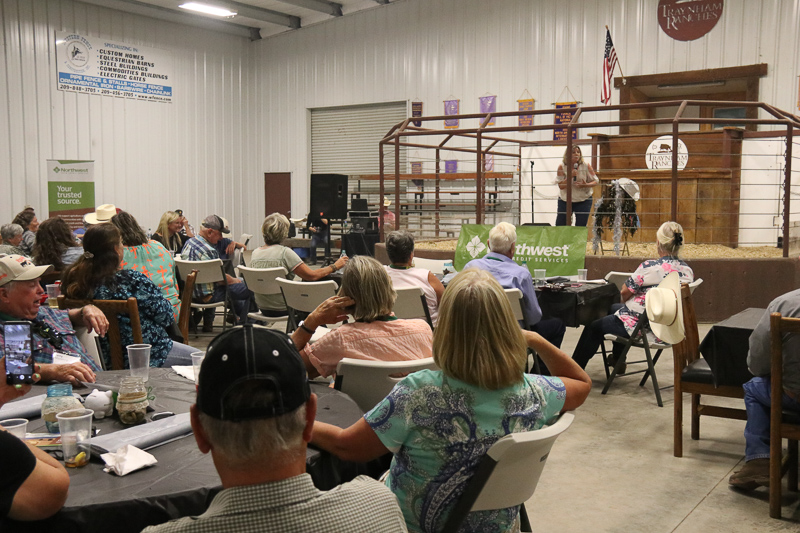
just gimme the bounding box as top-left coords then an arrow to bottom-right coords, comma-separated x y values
41,384 -> 83,433
116,377 -> 150,425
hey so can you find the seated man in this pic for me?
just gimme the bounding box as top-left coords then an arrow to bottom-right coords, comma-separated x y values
464,222 -> 566,349
0,357 -> 70,522
729,288 -> 800,489
0,255 -> 101,384
143,325 -> 406,533
0,224 -> 28,258
183,215 -> 253,331
212,217 -> 246,261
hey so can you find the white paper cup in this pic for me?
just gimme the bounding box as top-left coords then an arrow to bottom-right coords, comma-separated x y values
191,351 -> 205,385
127,344 -> 152,382
56,409 -> 94,467
0,418 -> 28,439
578,269 -> 588,281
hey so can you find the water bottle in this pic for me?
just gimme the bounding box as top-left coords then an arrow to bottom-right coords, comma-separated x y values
341,249 -> 348,259
443,260 -> 454,275
146,228 -> 152,239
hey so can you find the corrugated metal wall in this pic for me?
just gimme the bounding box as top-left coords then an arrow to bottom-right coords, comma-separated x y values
4,0 -> 800,238
0,0 -> 259,237
256,0 -> 800,226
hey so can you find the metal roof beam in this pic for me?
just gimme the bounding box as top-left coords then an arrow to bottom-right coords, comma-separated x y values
273,0 -> 342,16
224,0 -> 301,29
76,0 -> 260,39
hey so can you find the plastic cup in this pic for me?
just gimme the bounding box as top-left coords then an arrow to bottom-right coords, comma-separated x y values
0,418 -> 28,439
191,351 -> 205,385
534,269 -> 547,287
577,269 -> 588,282
46,284 -> 60,307
56,408 -> 94,467
127,344 -> 152,382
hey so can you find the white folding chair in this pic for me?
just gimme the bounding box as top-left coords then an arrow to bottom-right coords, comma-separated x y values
239,266 -> 289,330
688,277 -> 703,293
334,357 -> 439,412
504,288 -> 525,322
412,257 -> 448,275
75,326 -> 104,371
392,286 -> 433,328
242,249 -> 253,267
175,258 -> 231,332
276,278 -> 338,332
442,412 -> 575,532
604,271 -> 633,292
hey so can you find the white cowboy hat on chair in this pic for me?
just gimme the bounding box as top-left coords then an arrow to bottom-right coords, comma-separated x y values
645,271 -> 685,344
84,204 -> 117,225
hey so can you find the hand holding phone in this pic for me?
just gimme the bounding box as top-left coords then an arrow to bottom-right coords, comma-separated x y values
3,321 -> 35,385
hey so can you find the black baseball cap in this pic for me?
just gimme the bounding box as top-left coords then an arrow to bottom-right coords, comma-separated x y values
196,325 -> 311,421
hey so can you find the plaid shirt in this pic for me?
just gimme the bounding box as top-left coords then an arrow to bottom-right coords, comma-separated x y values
182,235 -> 219,299
0,307 -> 101,372
141,473 -> 407,533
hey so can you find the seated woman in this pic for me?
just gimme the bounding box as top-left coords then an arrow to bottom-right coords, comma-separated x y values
291,255 -> 432,379
32,217 -> 83,271
151,211 -> 194,255
311,268 -> 591,532
61,224 -> 195,369
0,224 -> 27,257
384,230 -> 444,326
11,209 -> 39,257
572,221 -> 694,370
111,211 -> 181,319
250,213 -> 347,317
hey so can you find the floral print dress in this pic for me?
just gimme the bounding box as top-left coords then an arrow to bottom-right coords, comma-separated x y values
614,256 -> 693,341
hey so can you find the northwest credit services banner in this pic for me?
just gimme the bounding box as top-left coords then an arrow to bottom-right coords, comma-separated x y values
55,32 -> 173,103
454,225 -> 587,276
47,160 -> 95,231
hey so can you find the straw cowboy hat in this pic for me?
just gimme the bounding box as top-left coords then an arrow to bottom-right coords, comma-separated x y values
84,204 -> 118,225
645,271 -> 685,344
383,198 -> 392,207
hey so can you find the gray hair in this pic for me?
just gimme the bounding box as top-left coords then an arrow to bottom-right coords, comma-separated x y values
385,230 -> 415,264
198,384 -> 307,468
656,221 -> 685,256
338,255 -> 395,322
261,213 -> 290,245
488,222 -> 516,254
1,224 -> 23,242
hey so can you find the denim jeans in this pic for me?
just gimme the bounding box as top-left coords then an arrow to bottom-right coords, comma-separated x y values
201,281 -> 254,326
743,376 -> 800,461
556,198 -> 594,227
572,313 -> 630,369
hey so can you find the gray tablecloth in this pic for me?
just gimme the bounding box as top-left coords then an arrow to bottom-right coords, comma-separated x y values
2,369 -> 375,533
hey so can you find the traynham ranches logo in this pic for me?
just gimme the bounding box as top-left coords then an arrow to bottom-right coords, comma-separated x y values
645,135 -> 688,170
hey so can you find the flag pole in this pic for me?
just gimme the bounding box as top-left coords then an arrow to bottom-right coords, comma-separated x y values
606,25 -> 625,84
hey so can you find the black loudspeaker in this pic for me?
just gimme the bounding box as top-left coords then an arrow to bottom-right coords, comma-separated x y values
310,174 -> 348,220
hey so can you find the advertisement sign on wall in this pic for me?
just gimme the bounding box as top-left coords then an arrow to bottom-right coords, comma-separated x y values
47,160 -> 95,231
454,225 -> 588,276
55,32 -> 173,103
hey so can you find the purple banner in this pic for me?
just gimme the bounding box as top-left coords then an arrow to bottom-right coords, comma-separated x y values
411,161 -> 422,174
518,99 -> 534,127
444,99 -> 459,129
411,101 -> 423,127
554,102 -> 578,141
479,95 -> 496,126
484,153 -> 494,172
445,160 -> 458,173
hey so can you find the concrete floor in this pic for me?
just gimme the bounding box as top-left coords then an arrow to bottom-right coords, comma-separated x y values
527,323 -> 800,532
187,319 -> 800,531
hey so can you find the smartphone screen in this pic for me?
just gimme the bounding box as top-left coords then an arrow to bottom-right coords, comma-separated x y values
3,321 -> 34,385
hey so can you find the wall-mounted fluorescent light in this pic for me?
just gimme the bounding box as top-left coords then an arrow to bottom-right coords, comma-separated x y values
179,2 -> 237,17
657,80 -> 726,90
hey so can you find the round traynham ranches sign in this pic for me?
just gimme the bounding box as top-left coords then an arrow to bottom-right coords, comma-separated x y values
658,0 -> 723,41
646,136 -> 689,170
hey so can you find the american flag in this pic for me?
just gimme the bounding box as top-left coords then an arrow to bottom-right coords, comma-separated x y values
601,29 -> 618,105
